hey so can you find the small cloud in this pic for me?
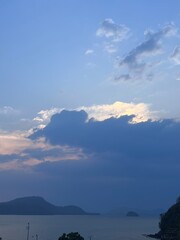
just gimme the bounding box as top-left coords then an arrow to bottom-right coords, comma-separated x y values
0,159 -> 20,171
0,106 -> 24,131
86,62 -> 96,69
85,49 -> 94,55
113,74 -> 132,82
0,106 -> 19,115
104,43 -> 117,53
170,46 -> 180,65
96,18 -> 130,42
162,22 -> 178,37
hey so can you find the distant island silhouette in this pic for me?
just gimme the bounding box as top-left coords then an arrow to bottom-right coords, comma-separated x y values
0,196 -> 98,215
126,211 -> 139,217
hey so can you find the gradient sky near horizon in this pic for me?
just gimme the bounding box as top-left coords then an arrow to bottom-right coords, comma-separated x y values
0,0 -> 180,212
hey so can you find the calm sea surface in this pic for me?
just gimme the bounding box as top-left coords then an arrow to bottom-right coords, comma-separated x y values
0,215 -> 159,240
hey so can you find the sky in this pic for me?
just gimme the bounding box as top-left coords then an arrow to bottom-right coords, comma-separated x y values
0,0 -> 180,213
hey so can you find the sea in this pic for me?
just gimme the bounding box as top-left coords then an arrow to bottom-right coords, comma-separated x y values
0,215 -> 159,240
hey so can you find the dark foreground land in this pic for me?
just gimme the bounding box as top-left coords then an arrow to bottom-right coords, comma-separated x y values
145,197 -> 180,240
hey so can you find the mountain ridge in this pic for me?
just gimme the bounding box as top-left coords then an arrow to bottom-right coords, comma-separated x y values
0,196 -> 98,215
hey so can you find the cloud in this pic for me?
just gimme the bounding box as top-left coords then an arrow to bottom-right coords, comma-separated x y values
0,131 -> 85,171
33,108 -> 61,125
79,101 -> 156,123
113,74 -> 132,82
0,106 -> 36,131
114,23 -> 178,82
120,23 -> 176,68
0,106 -> 21,130
171,46 -> 180,64
104,43 -> 117,53
94,20 -> 179,82
31,110 -> 180,160
85,49 -> 94,55
93,20 -> 179,82
0,101 -> 157,169
32,101 -> 155,127
0,132 -> 31,155
96,19 -> 130,54
0,101 -> 151,170
28,109 -> 180,211
96,18 -> 130,42
0,106 -> 19,115
34,108 -> 61,123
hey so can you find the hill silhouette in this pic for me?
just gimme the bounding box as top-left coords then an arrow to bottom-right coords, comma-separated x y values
0,196 -> 95,215
158,198 -> 180,240
145,197 -> 180,240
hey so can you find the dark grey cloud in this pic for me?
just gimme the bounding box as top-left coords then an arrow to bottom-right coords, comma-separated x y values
31,110 -> 180,160
29,110 -> 180,211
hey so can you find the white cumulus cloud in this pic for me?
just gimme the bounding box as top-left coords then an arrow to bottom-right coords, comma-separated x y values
33,108 -> 61,124
79,101 -> 157,123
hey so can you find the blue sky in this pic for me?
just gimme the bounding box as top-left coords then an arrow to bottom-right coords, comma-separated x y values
0,1 -> 180,212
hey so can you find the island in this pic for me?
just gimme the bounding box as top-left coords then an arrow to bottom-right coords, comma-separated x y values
126,211 -> 139,217
0,196 -> 98,215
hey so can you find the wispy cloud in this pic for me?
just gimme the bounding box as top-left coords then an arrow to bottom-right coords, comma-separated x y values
104,43 -> 117,53
0,130 -> 85,171
33,108 -> 61,125
115,23 -> 178,82
120,23 -> 177,67
96,18 -> 130,42
113,74 -> 132,82
170,46 -> 180,65
0,106 -> 24,131
85,49 -> 94,55
0,131 -> 32,155
96,18 -> 130,54
0,106 -> 19,115
94,21 -> 179,83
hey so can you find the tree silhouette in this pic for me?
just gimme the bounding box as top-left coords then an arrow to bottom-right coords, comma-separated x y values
58,232 -> 84,240
176,196 -> 180,204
